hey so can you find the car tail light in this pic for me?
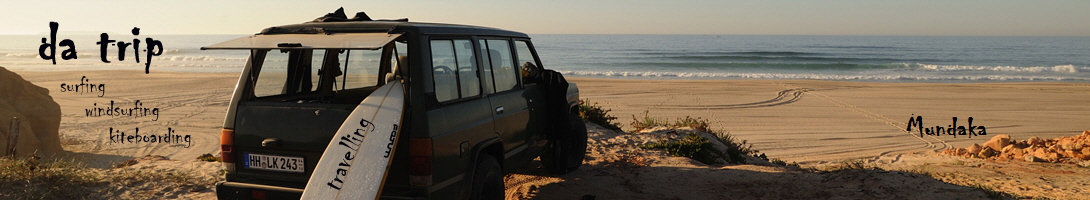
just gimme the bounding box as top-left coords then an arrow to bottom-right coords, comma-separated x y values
221,128 -> 236,173
409,138 -> 432,186
251,189 -> 266,200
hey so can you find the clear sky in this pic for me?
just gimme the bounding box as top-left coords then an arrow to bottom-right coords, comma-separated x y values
2,0 -> 1089,36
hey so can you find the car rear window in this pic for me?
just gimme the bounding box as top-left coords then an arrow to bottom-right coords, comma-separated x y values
251,48 -> 384,99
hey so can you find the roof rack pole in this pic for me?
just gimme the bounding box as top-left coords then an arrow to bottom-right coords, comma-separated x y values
342,50 -> 350,90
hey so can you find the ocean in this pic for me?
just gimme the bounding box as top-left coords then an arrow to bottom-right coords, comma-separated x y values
3,34 -> 1089,82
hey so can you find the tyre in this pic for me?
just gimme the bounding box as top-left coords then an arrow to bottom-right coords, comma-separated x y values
540,114 -> 589,174
469,154 -> 504,200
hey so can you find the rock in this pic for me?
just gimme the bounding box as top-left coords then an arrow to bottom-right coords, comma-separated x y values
1059,138 -> 1077,150
1025,155 -> 1044,162
1080,160 -> 1090,168
979,147 -> 998,158
1048,145 -> 1062,152
1033,148 -> 1049,159
1082,148 -> 1090,159
1044,152 -> 1060,162
197,153 -> 218,162
954,148 -> 967,156
1083,130 -> 1090,136
1062,150 -> 1078,159
1006,146 -> 1025,158
967,144 -> 982,155
1075,151 -> 1090,160
0,67 -> 63,160
1027,136 -> 1045,147
189,185 -> 207,192
983,134 -> 1011,152
943,148 -> 970,156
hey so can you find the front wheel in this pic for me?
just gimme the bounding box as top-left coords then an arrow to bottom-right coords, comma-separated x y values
540,114 -> 588,174
469,154 -> 504,200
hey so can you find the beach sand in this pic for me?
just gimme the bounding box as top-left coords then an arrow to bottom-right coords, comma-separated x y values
14,70 -> 1090,165
9,69 -> 1090,199
569,77 -> 1090,164
14,70 -> 238,168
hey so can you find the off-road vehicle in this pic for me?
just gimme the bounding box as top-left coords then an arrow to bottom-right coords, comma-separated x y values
203,9 -> 587,200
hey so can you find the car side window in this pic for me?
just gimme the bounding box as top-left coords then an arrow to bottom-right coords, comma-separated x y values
431,39 -> 481,102
514,40 -> 538,85
481,39 -> 518,92
477,40 -> 495,94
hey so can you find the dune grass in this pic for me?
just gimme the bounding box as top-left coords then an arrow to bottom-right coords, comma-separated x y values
629,110 -> 762,165
0,156 -> 215,200
0,156 -> 105,199
577,99 -> 622,131
639,134 -> 725,164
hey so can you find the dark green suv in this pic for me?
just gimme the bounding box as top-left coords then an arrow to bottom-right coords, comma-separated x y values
203,10 -> 587,200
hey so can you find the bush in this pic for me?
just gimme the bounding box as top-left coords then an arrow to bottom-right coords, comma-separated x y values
197,153 -> 220,162
629,110 -> 667,132
577,99 -> 622,131
639,134 -> 725,165
629,111 -> 761,164
672,116 -> 710,132
712,131 -> 757,164
815,159 -> 882,172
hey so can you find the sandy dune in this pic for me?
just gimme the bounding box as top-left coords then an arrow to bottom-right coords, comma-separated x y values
505,123 -> 1090,199
15,70 -> 237,167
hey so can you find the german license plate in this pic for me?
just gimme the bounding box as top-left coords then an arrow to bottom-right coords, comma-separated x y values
243,153 -> 304,173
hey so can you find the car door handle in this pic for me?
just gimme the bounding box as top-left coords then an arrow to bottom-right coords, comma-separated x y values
495,106 -> 505,114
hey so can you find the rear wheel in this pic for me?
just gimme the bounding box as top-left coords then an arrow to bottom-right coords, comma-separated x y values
469,154 -> 503,200
541,114 -> 588,174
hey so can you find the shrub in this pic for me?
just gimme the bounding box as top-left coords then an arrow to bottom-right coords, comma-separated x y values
629,110 -> 667,132
672,116 -> 710,132
712,131 -> 758,164
577,99 -> 622,131
639,134 -> 725,165
630,111 -> 761,165
815,159 -> 882,172
197,153 -> 220,162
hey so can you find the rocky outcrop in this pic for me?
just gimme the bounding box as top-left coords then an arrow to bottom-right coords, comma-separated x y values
0,67 -> 63,159
943,131 -> 1090,166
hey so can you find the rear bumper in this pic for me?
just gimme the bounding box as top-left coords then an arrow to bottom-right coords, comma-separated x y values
216,181 -> 303,200
215,181 -> 425,200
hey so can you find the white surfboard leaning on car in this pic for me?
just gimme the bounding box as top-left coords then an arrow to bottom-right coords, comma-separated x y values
301,81 -> 405,200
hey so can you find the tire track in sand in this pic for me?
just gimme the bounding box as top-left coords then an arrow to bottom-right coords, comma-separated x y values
775,83 -> 949,160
